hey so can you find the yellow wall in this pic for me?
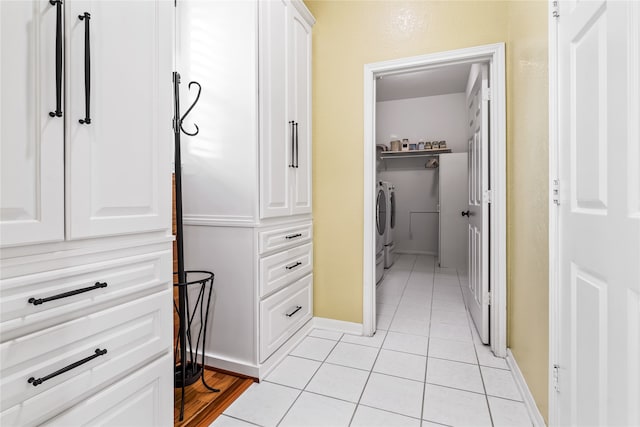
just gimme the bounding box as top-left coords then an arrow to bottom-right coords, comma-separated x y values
506,0 -> 549,421
306,0 -> 548,420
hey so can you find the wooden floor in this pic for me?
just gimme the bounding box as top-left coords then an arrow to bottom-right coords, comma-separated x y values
174,367 -> 255,427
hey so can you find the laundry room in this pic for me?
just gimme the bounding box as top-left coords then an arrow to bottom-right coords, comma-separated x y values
375,62 -> 486,284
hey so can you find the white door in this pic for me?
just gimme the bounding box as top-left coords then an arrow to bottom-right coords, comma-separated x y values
556,1 -> 640,425
290,6 -> 312,215
463,64 -> 490,344
67,0 -> 172,239
260,0 -> 292,219
439,153 -> 468,270
0,0 -> 64,247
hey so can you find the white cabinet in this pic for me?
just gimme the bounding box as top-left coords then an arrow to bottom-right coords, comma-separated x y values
0,0 -> 64,247
178,0 -> 314,378
0,0 -> 171,246
260,0 -> 312,219
0,1 -> 173,425
66,0 -> 172,239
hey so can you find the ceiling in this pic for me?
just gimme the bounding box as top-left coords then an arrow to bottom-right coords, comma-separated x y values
376,63 -> 472,102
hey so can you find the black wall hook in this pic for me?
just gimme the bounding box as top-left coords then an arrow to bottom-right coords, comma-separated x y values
180,81 -> 202,136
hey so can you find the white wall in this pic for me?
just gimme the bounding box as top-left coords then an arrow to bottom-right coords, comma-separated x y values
376,93 -> 467,255
376,93 -> 468,152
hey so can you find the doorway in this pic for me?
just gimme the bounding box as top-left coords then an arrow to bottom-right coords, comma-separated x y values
362,43 -> 507,357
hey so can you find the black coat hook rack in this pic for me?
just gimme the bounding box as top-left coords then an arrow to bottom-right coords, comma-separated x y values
172,71 -> 219,422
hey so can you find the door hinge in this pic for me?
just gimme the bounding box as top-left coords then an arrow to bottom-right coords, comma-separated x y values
482,88 -> 492,102
553,364 -> 560,392
552,179 -> 560,206
484,291 -> 492,306
552,1 -> 560,18
483,190 -> 494,204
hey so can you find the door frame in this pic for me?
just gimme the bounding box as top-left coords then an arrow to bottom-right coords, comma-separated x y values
548,1 -> 560,423
362,43 -> 507,357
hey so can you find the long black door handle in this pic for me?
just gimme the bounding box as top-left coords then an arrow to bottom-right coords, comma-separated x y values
78,12 -> 91,124
28,348 -> 108,386
294,122 -> 299,168
48,0 -> 63,118
289,121 -> 295,168
28,281 -> 107,306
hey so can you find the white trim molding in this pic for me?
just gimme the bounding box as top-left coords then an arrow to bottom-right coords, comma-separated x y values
363,43 -> 508,358
507,349 -> 547,427
313,317 -> 364,336
547,0 -> 560,424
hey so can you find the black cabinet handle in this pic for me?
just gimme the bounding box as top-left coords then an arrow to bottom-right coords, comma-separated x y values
285,261 -> 302,270
78,12 -> 91,124
294,122 -> 299,168
48,0 -> 63,118
285,306 -> 302,317
289,121 -> 295,168
28,281 -> 107,306
28,348 -> 107,387
461,210 -> 470,217
285,233 -> 302,240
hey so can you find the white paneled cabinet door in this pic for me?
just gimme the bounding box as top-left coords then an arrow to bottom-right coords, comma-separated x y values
67,0 -> 172,239
556,1 -> 640,425
260,0 -> 292,219
290,6 -> 312,215
0,0 -> 64,247
463,64 -> 490,344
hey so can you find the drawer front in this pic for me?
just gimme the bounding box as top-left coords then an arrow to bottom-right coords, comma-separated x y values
260,274 -> 312,362
258,222 -> 312,255
259,242 -> 312,297
0,250 -> 172,340
0,290 -> 172,426
44,353 -> 172,427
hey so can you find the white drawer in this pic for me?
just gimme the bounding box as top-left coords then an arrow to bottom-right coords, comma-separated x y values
258,222 -> 312,255
259,242 -> 312,297
0,290 -> 172,427
44,353 -> 172,427
259,274 -> 312,362
0,250 -> 172,340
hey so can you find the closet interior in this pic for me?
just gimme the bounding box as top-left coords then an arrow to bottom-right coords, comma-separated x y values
375,63 -> 485,284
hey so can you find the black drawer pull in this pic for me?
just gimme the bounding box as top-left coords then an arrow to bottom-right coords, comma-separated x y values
285,233 -> 302,240
28,281 -> 107,306
285,306 -> 302,317
285,261 -> 302,271
28,348 -> 107,387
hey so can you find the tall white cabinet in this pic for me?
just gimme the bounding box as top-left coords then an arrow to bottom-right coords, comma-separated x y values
0,1 -> 174,425
178,0 -> 314,378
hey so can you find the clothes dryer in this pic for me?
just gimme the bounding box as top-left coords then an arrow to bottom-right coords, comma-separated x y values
376,181 -> 386,283
382,181 -> 396,268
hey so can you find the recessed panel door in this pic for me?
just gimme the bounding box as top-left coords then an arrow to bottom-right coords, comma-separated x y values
0,0 -> 64,246
66,0 -> 172,239
290,6 -> 312,215
463,64 -> 490,344
556,1 -> 640,425
260,0 -> 291,219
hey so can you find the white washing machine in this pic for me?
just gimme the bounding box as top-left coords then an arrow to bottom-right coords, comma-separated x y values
376,181 -> 386,284
382,181 -> 396,268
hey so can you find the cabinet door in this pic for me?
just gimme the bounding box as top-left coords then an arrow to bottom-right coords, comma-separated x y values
259,0 -> 292,219
0,1 -> 64,247
290,5 -> 312,215
66,0 -> 172,239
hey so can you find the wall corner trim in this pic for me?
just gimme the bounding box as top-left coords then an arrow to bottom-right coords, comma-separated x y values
506,349 -> 547,427
313,317 -> 364,335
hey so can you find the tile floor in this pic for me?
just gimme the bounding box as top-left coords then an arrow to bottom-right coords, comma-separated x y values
213,254 -> 533,427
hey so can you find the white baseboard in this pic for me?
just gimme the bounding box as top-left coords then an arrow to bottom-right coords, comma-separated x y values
313,317 -> 364,335
506,349 -> 546,426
